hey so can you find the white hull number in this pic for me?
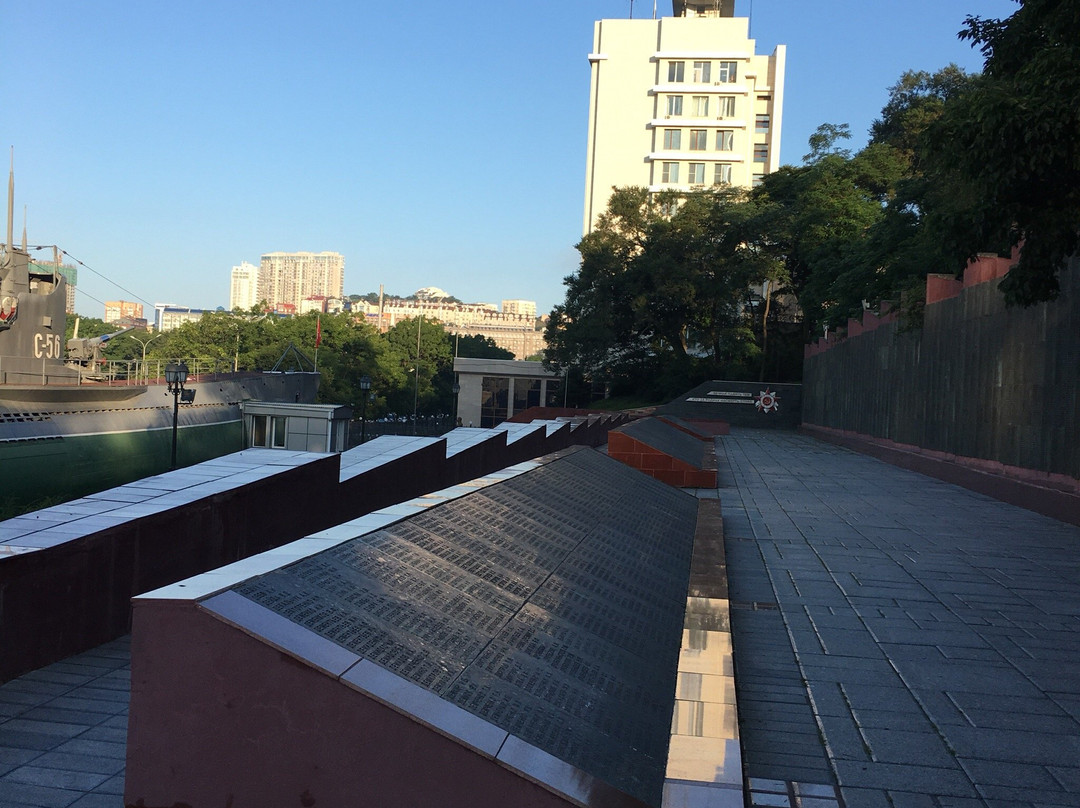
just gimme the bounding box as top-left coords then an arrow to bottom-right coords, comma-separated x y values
34,333 -> 62,359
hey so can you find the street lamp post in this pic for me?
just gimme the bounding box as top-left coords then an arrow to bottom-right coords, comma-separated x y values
412,315 -> 422,435
452,380 -> 460,426
165,361 -> 189,469
359,374 -> 371,444
131,332 -> 163,384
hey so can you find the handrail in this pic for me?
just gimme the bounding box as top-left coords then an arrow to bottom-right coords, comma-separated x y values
0,356 -> 312,387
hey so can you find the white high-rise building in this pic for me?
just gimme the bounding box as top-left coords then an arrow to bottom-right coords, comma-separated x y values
502,300 -> 537,318
583,0 -> 786,233
258,252 -> 345,313
229,262 -> 260,312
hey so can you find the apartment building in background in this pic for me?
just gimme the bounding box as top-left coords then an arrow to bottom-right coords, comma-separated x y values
359,298 -> 544,359
154,304 -> 205,332
104,300 -> 144,325
501,299 -> 538,319
258,252 -> 344,313
230,262 -> 260,312
30,260 -> 77,314
583,0 -> 785,232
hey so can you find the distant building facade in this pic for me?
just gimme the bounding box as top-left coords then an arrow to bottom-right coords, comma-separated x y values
155,304 -> 205,332
359,299 -> 545,359
31,260 -> 77,314
501,299 -> 537,318
104,300 -> 144,325
583,0 -> 786,232
230,262 -> 260,312
453,358 -> 562,428
259,252 -> 344,313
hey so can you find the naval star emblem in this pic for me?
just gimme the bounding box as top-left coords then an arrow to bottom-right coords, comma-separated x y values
754,388 -> 780,413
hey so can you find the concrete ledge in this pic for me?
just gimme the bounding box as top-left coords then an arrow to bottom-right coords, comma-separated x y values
662,498 -> 742,806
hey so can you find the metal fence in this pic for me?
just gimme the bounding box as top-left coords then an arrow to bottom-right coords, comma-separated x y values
347,414 -> 458,448
0,357 -> 242,387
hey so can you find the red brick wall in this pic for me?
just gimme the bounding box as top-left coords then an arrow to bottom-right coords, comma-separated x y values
607,432 -> 716,489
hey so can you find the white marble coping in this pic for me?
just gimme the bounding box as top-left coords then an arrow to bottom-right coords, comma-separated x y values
662,594 -> 743,806
135,458 -> 543,603
338,435 -> 445,480
443,427 -> 506,457
0,449 -> 330,555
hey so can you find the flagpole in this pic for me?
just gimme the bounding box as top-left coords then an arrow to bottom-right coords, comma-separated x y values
314,315 -> 321,371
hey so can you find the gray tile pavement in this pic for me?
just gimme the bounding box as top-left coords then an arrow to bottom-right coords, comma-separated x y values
3,428 -> 1079,808
0,638 -> 128,808
720,429 -> 1080,808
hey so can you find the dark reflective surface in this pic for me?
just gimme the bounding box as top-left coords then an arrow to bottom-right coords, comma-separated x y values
235,449 -> 698,806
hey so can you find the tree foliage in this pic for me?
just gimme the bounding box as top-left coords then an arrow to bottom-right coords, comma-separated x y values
97,310 -> 476,418
545,186 -> 800,400
923,0 -> 1080,304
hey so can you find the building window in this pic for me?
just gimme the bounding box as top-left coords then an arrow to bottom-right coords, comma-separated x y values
692,95 -> 709,117
754,144 -> 768,163
661,162 -> 680,183
251,415 -> 268,447
716,130 -> 734,151
481,377 -> 509,428
544,380 -> 562,407
717,96 -> 736,118
718,61 -> 738,83
688,163 -> 705,184
689,129 -> 707,150
513,379 -> 541,414
668,61 -> 685,82
692,61 -> 711,83
666,95 -> 683,116
756,113 -> 771,134
272,416 -> 287,448
714,163 -> 732,185
752,173 -> 765,187
663,129 -> 682,150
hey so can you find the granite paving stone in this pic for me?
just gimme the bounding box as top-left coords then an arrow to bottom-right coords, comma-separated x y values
0,429 -> 1076,808
69,795 -> 124,808
0,636 -> 128,808
719,429 -> 1080,808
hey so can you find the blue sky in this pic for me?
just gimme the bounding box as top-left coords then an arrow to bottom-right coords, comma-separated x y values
3,0 -> 1017,318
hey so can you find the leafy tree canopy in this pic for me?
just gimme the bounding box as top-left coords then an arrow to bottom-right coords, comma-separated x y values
545,186 -> 801,401
923,0 -> 1080,304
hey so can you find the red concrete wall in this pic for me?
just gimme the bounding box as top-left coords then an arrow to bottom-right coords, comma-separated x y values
0,453 -> 342,683
607,432 -> 716,489
126,600 -> 579,808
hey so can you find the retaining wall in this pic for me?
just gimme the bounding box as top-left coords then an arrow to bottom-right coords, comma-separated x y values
802,254 -> 1079,490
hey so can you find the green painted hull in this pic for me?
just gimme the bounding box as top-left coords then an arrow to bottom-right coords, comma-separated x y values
0,421 -> 243,515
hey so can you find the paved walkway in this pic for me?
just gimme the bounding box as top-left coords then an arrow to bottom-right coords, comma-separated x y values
2,429 -> 1079,807
720,430 -> 1080,808
0,638 -> 128,807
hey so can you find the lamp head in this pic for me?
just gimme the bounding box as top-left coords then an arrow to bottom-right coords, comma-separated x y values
165,362 -> 189,391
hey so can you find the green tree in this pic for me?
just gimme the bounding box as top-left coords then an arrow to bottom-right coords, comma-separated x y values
383,317 -> 454,416
547,185 -> 798,399
752,126 -> 906,333
453,333 -> 513,360
65,313 -> 113,341
870,66 -> 972,162
923,0 -> 1080,304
